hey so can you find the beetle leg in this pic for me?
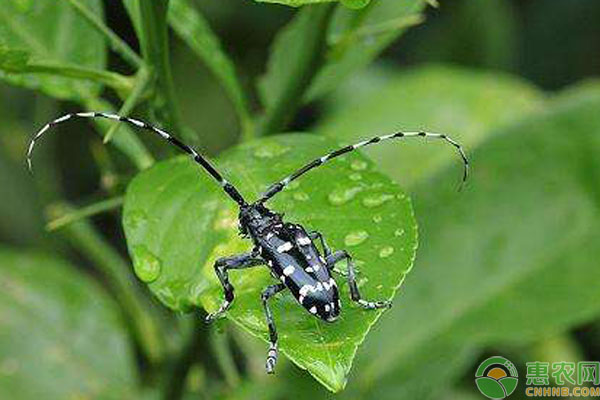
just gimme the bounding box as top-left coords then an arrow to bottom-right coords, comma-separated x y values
326,250 -> 392,310
205,253 -> 264,322
261,283 -> 286,374
309,230 -> 332,257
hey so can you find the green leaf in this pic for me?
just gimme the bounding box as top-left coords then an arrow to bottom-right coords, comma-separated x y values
0,0 -> 106,100
318,64 -> 545,187
257,5 -> 335,136
255,0 -> 335,7
347,82 -> 600,399
254,0 -> 369,8
168,0 -> 253,137
123,134 -> 418,392
305,0 -> 429,101
0,247 -> 139,399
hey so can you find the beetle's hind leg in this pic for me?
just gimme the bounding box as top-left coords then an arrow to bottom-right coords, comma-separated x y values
326,250 -> 392,310
261,283 -> 286,374
205,252 -> 264,322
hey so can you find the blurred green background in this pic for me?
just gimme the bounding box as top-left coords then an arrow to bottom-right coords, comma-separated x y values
1,0 -> 600,399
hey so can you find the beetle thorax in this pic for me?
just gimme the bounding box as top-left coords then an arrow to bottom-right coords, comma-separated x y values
239,203 -> 282,237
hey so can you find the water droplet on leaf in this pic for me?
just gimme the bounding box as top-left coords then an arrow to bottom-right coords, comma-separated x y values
372,214 -> 382,223
350,160 -> 368,171
125,210 -> 147,231
293,192 -> 309,201
349,173 -> 362,181
395,228 -> 405,237
328,186 -> 363,206
362,194 -> 395,208
379,246 -> 394,258
254,142 -> 289,159
344,230 -> 369,246
133,245 -> 162,283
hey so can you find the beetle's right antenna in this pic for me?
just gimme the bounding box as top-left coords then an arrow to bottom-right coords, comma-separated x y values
258,130 -> 469,203
26,112 -> 248,207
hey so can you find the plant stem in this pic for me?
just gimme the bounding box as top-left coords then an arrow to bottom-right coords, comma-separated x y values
104,67 -> 151,143
48,202 -> 165,365
82,96 -> 155,170
256,4 -> 335,136
210,329 -> 241,388
66,0 -> 143,69
137,0 -> 193,144
168,0 -> 254,140
46,196 -> 124,231
13,62 -> 134,93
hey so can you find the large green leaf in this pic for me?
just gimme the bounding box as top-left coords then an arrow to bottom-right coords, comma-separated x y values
168,0 -> 252,135
257,5 -> 334,135
318,64 -> 545,187
123,134 -> 417,391
0,247 -> 139,399
305,0 -> 429,101
0,0 -> 106,100
254,0 -> 371,8
343,82 -> 600,399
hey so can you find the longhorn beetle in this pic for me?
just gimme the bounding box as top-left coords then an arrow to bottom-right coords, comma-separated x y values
27,112 -> 469,374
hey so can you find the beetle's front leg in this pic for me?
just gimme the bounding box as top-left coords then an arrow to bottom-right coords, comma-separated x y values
205,252 -> 264,322
261,283 -> 286,374
326,250 -> 391,310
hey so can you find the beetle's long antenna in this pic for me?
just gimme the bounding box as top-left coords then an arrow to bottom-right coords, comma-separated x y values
27,112 -> 248,207
258,131 -> 469,203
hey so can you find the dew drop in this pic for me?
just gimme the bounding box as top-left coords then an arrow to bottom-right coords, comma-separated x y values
372,214 -> 382,223
125,210 -> 147,231
362,194 -> 395,208
293,191 -> 309,201
132,245 -> 162,283
395,228 -> 405,237
287,181 -> 300,190
379,246 -> 394,258
351,160 -> 368,171
328,186 -> 363,206
344,230 -> 369,246
253,142 -> 289,159
349,172 -> 362,181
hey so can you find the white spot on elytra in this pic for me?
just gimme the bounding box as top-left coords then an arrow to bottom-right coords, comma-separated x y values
325,304 -> 330,312
299,285 -> 311,296
309,306 -> 317,314
283,265 -> 295,276
297,237 -> 311,246
306,267 -> 314,273
277,242 -> 293,253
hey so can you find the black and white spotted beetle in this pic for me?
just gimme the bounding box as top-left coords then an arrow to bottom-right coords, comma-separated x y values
27,112 -> 469,374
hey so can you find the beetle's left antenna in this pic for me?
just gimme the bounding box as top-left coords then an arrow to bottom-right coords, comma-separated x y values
26,112 -> 248,207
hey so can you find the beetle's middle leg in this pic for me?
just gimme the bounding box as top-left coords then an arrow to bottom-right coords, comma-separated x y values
261,283 -> 286,374
326,250 -> 391,310
309,230 -> 351,276
205,251 -> 264,322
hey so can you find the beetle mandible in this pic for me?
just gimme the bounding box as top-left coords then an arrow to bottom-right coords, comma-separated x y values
27,112 -> 469,373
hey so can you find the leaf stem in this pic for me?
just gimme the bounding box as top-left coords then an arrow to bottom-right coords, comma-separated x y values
81,96 -> 155,170
66,0 -> 143,69
256,4 -> 335,136
168,0 -> 254,140
48,202 -> 166,365
104,67 -> 152,143
9,62 -> 134,93
46,196 -> 124,231
137,0 -> 193,144
210,329 -> 241,387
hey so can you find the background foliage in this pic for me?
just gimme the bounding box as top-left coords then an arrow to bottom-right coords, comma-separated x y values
0,0 -> 599,399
